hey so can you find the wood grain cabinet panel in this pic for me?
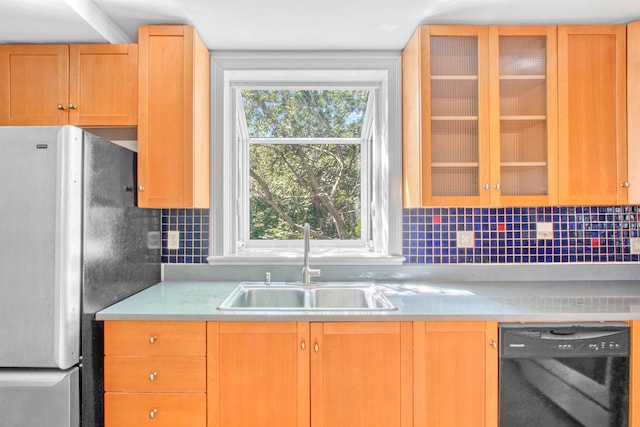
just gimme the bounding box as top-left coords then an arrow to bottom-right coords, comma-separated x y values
69,44 -> 137,126
137,25 -> 210,208
310,322 -> 413,427
627,21 -> 640,204
104,321 -> 207,427
207,322 -> 310,427
0,43 -> 137,127
104,393 -> 206,427
104,356 -> 206,393
558,25 -> 628,205
0,44 -> 68,125
414,321 -> 498,427
104,321 -> 206,356
207,321 -> 412,427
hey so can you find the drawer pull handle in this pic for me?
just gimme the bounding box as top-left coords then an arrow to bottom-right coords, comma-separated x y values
149,408 -> 158,419
489,340 -> 498,350
149,335 -> 157,344
149,371 -> 158,382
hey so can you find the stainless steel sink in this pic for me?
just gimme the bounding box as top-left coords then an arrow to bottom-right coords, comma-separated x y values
310,286 -> 392,309
218,282 -> 396,311
219,286 -> 306,309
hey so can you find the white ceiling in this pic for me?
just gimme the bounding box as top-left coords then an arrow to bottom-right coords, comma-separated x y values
2,0 -> 640,50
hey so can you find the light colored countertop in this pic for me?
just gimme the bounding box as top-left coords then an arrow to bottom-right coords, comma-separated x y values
96,280 -> 640,322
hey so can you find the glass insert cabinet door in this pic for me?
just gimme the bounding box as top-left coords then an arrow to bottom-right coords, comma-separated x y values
424,26 -> 557,206
427,26 -> 490,206
489,26 -> 558,206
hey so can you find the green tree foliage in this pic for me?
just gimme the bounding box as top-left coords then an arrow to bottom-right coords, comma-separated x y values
242,90 -> 368,240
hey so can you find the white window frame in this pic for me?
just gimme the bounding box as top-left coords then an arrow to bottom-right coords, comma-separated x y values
237,87 -> 373,249
209,51 -> 403,265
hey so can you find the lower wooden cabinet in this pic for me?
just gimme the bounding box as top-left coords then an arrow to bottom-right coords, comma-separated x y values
310,322 -> 413,427
414,321 -> 499,427
103,321 -> 207,427
207,322 -> 309,427
102,315 -> 640,427
105,356 -> 206,393
104,393 -> 206,427
207,321 -> 412,427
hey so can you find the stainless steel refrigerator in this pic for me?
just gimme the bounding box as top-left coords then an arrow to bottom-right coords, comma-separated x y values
0,126 -> 161,427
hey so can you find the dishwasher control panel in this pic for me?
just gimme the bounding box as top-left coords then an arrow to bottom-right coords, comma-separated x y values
499,322 -> 629,358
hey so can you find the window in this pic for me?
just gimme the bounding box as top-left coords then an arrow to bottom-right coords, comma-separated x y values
238,89 -> 371,245
209,52 -> 402,264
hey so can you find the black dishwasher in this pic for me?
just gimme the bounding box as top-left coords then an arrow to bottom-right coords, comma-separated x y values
499,322 -> 629,427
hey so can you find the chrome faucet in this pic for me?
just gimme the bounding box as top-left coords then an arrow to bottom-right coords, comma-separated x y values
302,223 -> 321,284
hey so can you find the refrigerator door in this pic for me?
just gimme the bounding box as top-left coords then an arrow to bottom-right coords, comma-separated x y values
0,367 -> 79,427
0,126 -> 82,369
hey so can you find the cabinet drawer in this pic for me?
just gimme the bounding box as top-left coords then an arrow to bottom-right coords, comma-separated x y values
104,356 -> 206,393
104,392 -> 206,427
104,321 -> 206,356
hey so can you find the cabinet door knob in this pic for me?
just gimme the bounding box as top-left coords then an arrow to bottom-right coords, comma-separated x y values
68,103 -> 76,110
149,335 -> 157,344
149,408 -> 158,419
314,343 -> 319,353
489,340 -> 498,350
483,184 -> 490,190
301,340 -> 306,350
139,185 -> 145,192
495,184 -> 501,190
621,182 -> 630,188
149,371 -> 158,382
57,104 -> 66,110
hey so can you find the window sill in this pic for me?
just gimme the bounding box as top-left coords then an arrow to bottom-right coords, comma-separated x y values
207,247 -> 404,266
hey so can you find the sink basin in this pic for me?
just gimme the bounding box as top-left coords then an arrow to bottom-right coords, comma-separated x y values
218,282 -> 396,311
310,286 -> 392,309
220,287 -> 306,309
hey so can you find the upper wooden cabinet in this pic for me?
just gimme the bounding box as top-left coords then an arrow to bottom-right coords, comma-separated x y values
137,25 -> 210,208
0,44 -> 137,127
558,25 -> 628,205
489,26 -> 558,207
69,44 -> 138,126
403,25 -> 558,207
414,321 -> 498,427
627,21 -> 640,204
403,26 -> 489,207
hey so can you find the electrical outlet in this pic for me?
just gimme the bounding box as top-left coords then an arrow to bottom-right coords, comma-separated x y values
167,230 -> 180,250
536,222 -> 554,239
456,231 -> 474,248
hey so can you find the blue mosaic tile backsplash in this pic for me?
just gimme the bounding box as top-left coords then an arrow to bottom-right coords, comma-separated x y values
161,206 -> 640,264
403,206 -> 640,264
161,209 -> 209,263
